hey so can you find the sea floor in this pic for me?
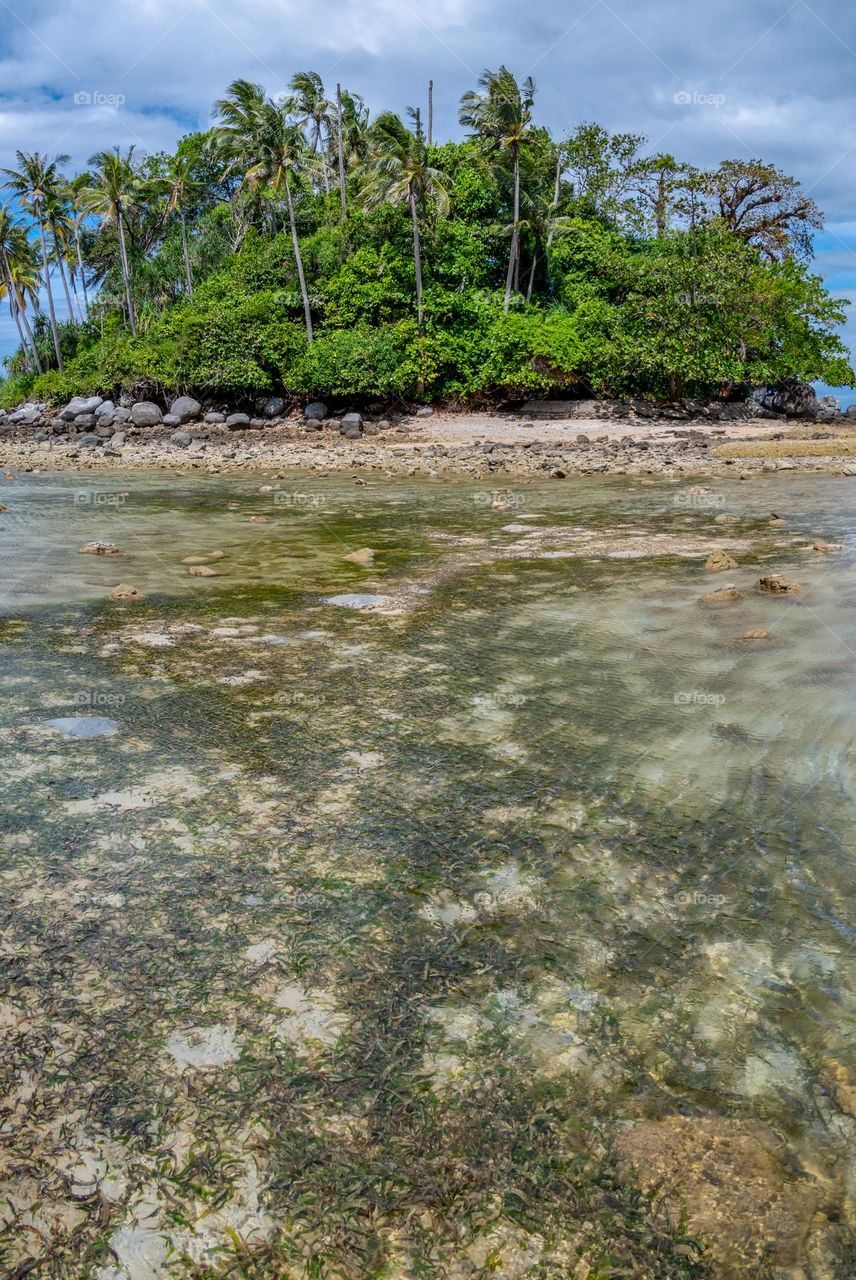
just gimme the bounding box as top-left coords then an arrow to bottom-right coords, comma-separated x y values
1,468 -> 855,1279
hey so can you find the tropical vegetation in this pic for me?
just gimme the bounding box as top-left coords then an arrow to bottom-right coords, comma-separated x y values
0,67 -> 851,409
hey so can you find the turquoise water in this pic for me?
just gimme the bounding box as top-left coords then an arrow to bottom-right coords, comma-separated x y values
1,468 -> 855,1278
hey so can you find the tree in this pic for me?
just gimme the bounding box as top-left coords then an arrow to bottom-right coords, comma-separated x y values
460,67 -> 534,311
65,175 -> 91,318
708,159 -> 822,261
158,152 -> 202,296
0,208 -> 43,372
81,148 -> 141,334
1,150 -> 69,369
212,80 -> 314,340
288,71 -> 331,196
362,111 -> 449,329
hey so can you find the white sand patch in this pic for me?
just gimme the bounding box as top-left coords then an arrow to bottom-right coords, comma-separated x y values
244,938 -> 279,964
166,1025 -> 241,1069
273,983 -> 347,1048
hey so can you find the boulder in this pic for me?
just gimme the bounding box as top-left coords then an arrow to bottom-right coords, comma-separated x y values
112,407 -> 132,424
95,400 -> 115,419
163,414 -> 180,428
73,413 -> 97,430
170,431 -> 192,448
705,550 -> 738,573
76,433 -> 101,450
61,395 -> 103,421
343,427 -> 361,440
259,396 -> 285,418
304,401 -> 328,422
756,379 -> 818,419
758,575 -> 802,594
341,412 -> 363,430
815,395 -> 839,423
226,413 -> 251,429
205,411 -> 225,424
170,395 -> 202,423
111,432 -> 126,448
249,418 -> 268,429
188,564 -> 219,577
110,583 -> 144,601
699,586 -> 742,606
95,422 -> 115,438
130,401 -> 162,427
416,406 -> 434,418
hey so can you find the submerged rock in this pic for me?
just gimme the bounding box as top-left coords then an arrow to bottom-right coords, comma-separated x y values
110,583 -> 145,602
699,586 -> 742,606
758,575 -> 802,594
705,549 -> 738,573
45,716 -> 119,737
188,565 -> 219,577
79,541 -> 121,555
342,547 -> 375,566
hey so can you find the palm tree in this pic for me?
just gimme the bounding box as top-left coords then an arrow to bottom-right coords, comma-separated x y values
362,112 -> 448,330
81,148 -> 141,335
460,68 -> 535,311
212,80 -> 314,341
65,175 -> 91,318
45,193 -> 80,323
159,153 -> 202,296
288,71 -> 331,196
0,210 -> 43,372
1,150 -> 69,368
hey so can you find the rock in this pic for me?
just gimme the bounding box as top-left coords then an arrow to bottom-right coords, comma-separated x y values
110,583 -> 144,601
248,515 -> 267,524
341,412 -> 363,430
112,407 -> 132,424
249,418 -> 268,430
714,513 -> 739,524
182,551 -> 225,564
170,431 -> 192,448
756,379 -> 818,419
416,406 -> 434,418
304,401 -> 328,422
80,541 -> 121,555
616,1116 -> 827,1278
742,628 -> 772,640
130,401 -> 162,427
170,395 -> 202,423
111,432 -> 126,448
76,433 -> 101,450
363,424 -> 379,436
95,399 -> 115,419
163,414 -> 180,428
259,396 -> 285,418
705,549 -> 738,573
809,539 -> 843,553
343,427 -> 361,441
205,411 -> 225,424
73,413 -> 97,430
342,547 -> 375,566
95,421 -> 115,438
758,575 -> 802,594
699,586 -> 742,606
61,395 -> 103,421
226,413 -> 251,429
815,395 -> 839,422
188,565 -> 218,577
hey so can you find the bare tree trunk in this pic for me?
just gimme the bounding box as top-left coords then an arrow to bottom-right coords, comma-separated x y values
428,80 -> 433,146
547,154 -> 561,247
336,84 -> 347,218
74,225 -> 89,316
55,242 -> 76,324
37,211 -> 63,370
504,144 -> 520,312
17,296 -> 43,372
0,247 -> 41,371
409,186 -> 424,329
526,254 -> 537,301
314,120 -> 331,197
116,206 -> 136,336
180,209 -> 193,296
285,173 -> 313,342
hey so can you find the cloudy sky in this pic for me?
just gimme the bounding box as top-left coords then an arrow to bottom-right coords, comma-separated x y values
1,0 -> 855,391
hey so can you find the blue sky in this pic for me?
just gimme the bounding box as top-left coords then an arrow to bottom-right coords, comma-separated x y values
0,0 -> 855,399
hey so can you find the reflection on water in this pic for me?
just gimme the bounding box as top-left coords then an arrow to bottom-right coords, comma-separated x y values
1,468 -> 855,1278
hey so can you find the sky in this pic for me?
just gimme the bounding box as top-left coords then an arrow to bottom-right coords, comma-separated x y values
0,0 -> 854,399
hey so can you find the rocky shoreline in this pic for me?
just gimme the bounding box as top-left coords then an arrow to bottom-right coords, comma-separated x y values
2,388 -> 856,479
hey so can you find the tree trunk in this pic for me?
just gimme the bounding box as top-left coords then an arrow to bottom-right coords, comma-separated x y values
428,80 -> 433,146
409,186 -> 424,329
17,295 -> 43,372
55,241 -> 76,324
116,206 -> 136,336
504,143 -> 520,312
37,212 -> 63,370
314,120 -> 331,198
336,84 -> 347,218
285,173 -> 313,342
547,154 -> 561,247
74,225 -> 89,316
0,247 -> 40,371
180,209 -> 193,296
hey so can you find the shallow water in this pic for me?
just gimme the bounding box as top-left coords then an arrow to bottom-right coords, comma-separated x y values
1,468 -> 855,1278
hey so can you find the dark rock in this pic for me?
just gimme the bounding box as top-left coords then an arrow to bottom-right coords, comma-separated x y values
61,395 -> 103,421
226,413 -> 251,429
130,401 -> 163,427
170,395 -> 202,423
77,433 -> 101,450
170,430 -> 192,448
756,379 -> 818,419
259,396 -> 285,418
163,414 -> 180,428
416,406 -> 434,418
343,427 -> 361,440
95,422 -> 115,438
304,401 -> 328,421
341,412 -> 363,431
73,413 -> 97,430
112,407 -> 132,424
204,411 -> 225,424
250,418 -> 268,429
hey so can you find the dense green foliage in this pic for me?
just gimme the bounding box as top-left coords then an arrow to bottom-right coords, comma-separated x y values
0,69 -> 852,408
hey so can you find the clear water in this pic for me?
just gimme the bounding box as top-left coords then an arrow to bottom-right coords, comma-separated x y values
1,468 -> 855,1278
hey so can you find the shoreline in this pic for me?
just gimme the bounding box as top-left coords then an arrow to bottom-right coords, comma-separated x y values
2,410 -> 856,479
